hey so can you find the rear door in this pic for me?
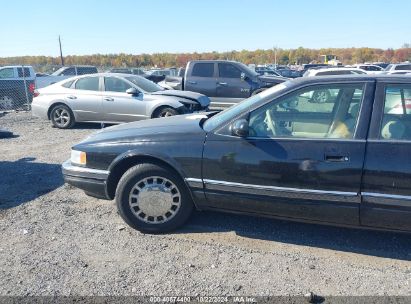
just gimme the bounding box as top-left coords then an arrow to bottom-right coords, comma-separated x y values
102,76 -> 147,122
185,62 -> 216,97
361,80 -> 411,231
66,76 -> 103,121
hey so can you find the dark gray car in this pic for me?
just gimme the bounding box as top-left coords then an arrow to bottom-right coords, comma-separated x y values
161,60 -> 287,110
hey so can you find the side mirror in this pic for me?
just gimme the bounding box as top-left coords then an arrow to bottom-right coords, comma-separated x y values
126,87 -> 140,96
240,72 -> 246,81
230,119 -> 249,137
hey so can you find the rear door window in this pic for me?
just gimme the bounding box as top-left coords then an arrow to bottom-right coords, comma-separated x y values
74,77 -> 100,91
381,84 -> 411,140
191,63 -> 214,77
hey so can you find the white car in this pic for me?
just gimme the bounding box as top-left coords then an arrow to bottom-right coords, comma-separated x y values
31,73 -> 210,129
384,63 -> 411,73
303,67 -> 367,77
350,64 -> 384,74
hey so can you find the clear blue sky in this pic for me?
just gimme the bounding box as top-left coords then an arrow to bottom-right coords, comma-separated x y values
1,0 -> 410,57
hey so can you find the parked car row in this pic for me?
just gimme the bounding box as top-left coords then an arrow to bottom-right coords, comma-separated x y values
62,74 -> 411,234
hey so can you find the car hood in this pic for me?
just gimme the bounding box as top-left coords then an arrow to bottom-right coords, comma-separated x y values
76,113 -> 209,145
258,75 -> 288,83
151,90 -> 210,107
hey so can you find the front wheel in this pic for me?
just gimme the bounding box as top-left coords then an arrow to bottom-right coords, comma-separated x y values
50,104 -> 75,129
153,107 -> 179,118
0,96 -> 14,110
115,163 -> 193,233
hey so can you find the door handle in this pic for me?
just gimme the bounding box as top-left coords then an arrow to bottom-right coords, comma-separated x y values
67,95 -> 77,100
217,82 -> 228,86
103,97 -> 114,101
324,155 -> 349,162
188,81 -> 197,85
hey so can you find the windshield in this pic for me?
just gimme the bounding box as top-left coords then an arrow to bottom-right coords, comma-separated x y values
203,83 -> 288,131
51,67 -> 68,76
237,62 -> 259,77
385,64 -> 393,71
125,75 -> 164,93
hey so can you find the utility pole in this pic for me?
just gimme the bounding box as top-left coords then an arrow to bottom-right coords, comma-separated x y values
273,46 -> 278,69
59,35 -> 64,66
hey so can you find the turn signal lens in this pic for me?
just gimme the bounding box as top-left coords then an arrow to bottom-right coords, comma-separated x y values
71,150 -> 87,165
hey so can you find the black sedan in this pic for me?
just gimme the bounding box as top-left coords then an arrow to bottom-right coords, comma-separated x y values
63,75 -> 411,233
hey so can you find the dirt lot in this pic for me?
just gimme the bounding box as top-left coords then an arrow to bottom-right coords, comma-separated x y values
0,111 -> 410,297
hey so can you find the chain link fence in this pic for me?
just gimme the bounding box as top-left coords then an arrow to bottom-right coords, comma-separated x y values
0,66 -> 34,111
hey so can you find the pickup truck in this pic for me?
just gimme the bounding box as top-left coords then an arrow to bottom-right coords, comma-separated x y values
0,66 -> 36,110
62,75 -> 411,233
161,60 -> 286,110
36,65 -> 98,89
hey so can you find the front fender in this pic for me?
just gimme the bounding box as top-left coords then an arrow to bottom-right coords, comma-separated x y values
108,149 -> 188,179
147,100 -> 184,117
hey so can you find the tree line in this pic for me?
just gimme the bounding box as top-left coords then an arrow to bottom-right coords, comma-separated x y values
1,47 -> 410,71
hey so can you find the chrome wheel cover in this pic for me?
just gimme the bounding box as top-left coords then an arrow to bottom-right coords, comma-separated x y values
161,111 -> 174,117
53,108 -> 70,127
128,176 -> 181,224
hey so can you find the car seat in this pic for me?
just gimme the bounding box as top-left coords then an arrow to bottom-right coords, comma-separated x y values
381,117 -> 406,140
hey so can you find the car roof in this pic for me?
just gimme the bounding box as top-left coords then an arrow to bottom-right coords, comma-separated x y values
312,67 -> 363,72
74,73 -> 143,78
0,65 -> 33,68
289,74 -> 411,86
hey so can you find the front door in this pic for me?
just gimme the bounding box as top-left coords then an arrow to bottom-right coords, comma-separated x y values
102,76 -> 147,123
202,81 -> 373,225
215,62 -> 251,101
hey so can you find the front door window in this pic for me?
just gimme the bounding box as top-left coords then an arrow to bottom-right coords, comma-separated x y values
249,84 -> 364,139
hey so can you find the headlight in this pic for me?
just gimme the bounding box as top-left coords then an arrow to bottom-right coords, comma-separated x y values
71,150 -> 87,165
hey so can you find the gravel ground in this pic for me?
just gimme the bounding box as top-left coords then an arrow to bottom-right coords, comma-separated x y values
0,111 -> 410,297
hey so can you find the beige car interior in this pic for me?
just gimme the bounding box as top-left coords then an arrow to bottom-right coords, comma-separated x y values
250,85 -> 363,139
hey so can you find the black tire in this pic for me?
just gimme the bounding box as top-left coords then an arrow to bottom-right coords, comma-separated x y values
153,107 -> 179,118
251,88 -> 266,96
50,104 -> 75,129
115,163 -> 193,233
0,95 -> 15,110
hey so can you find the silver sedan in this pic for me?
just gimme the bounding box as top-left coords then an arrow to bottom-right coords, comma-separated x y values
31,73 -> 210,129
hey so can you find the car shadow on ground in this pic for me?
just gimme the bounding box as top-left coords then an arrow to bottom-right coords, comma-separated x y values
69,122 -> 115,130
0,158 -> 64,209
180,210 -> 411,261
